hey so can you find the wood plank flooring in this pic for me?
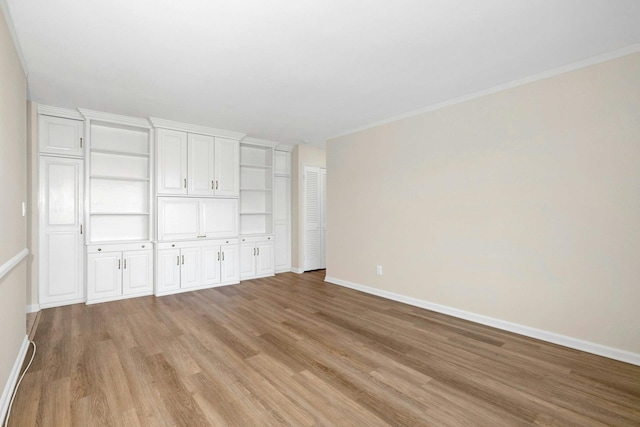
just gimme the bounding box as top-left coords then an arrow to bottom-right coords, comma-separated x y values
8,271 -> 640,426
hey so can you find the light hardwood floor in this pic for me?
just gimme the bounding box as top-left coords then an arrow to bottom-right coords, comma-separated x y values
8,271 -> 640,426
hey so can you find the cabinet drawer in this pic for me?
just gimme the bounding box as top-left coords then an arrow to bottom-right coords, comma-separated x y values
87,242 -> 152,254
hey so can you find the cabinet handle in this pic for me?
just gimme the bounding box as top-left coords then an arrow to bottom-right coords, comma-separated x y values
215,180 -> 219,190
222,252 -> 224,261
182,255 -> 184,265
217,252 -> 220,261
253,248 -> 256,256
177,255 -> 179,266
124,259 -> 127,269
80,224 -> 83,234
118,259 -> 121,269
184,178 -> 187,188
257,248 -> 260,256
80,137 -> 83,148
211,180 -> 214,190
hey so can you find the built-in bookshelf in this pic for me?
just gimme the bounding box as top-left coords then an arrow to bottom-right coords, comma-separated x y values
240,142 -> 274,236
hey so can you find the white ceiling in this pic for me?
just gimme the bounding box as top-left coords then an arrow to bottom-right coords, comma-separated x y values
6,0 -> 640,145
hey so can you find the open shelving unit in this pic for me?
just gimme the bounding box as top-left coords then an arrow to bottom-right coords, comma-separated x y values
81,111 -> 153,244
239,141 -> 275,236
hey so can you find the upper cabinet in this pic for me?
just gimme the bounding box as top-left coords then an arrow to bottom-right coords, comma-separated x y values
156,126 -> 240,197
39,113 -> 84,157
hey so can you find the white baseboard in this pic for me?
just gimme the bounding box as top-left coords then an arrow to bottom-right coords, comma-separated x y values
0,335 -> 29,423
325,276 -> 640,366
26,304 -> 40,313
291,267 -> 304,274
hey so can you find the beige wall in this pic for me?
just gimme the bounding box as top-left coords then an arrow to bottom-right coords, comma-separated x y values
0,4 -> 28,403
291,144 -> 326,270
327,53 -> 640,354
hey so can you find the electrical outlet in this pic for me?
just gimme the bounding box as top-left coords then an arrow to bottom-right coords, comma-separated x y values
376,265 -> 383,275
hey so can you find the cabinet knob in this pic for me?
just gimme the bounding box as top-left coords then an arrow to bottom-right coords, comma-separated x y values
242,238 -> 245,241
225,240 -> 229,243
171,244 -> 175,247
268,237 -> 271,240
141,245 -> 145,248
98,248 -> 102,252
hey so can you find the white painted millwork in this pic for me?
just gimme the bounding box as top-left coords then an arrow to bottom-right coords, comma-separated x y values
303,166 -> 326,271
158,129 -> 239,197
239,236 -> 275,280
274,149 -> 291,273
155,239 -> 240,296
39,156 -> 85,308
86,243 -> 153,304
157,129 -> 188,195
38,115 -> 84,157
157,197 -> 238,241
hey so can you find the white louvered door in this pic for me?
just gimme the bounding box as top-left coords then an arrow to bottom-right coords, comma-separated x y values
303,166 -> 326,271
320,168 -> 327,269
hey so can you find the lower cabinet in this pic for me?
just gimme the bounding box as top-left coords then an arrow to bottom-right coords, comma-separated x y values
156,239 -> 239,296
240,236 -> 275,280
87,243 -> 153,304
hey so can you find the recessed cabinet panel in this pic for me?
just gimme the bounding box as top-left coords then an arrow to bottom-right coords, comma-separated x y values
122,250 -> 153,295
181,247 -> 202,288
188,133 -> 215,196
256,241 -> 275,277
202,246 -> 221,285
39,115 -> 83,156
157,249 -> 181,293
157,129 -> 188,195
45,232 -> 81,297
274,176 -> 289,221
215,137 -> 239,197
158,198 -> 200,241
221,245 -> 239,283
201,199 -> 238,238
87,252 -> 121,299
274,151 -> 291,176
240,243 -> 257,279
274,222 -> 290,271
47,162 -> 80,225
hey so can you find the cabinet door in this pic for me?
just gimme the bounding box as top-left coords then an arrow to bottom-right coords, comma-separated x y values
39,156 -> 85,306
220,244 -> 239,283
274,176 -> 290,222
188,133 -> 215,196
202,245 -> 221,285
274,222 -> 290,272
158,198 -> 200,241
39,115 -> 84,157
157,249 -> 181,293
239,243 -> 256,280
214,137 -> 239,197
87,252 -> 122,300
256,241 -> 275,277
201,199 -> 238,238
122,250 -> 153,295
180,247 -> 202,288
274,150 -> 291,176
157,129 -> 188,195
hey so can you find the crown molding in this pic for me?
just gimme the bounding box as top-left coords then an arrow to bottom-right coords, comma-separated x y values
78,109 -> 152,128
37,104 -> 83,120
241,136 -> 280,148
329,43 -> 640,141
275,144 -> 295,152
148,117 -> 246,140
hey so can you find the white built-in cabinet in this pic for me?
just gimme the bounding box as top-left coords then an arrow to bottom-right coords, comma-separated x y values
86,243 -> 153,303
240,236 -> 275,280
274,149 -> 292,272
39,114 -> 84,157
156,239 -> 239,295
156,128 -> 239,197
157,197 -> 238,241
38,154 -> 85,308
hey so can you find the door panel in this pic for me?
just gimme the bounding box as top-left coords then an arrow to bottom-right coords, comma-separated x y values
188,133 -> 215,196
214,137 -> 239,197
274,222 -> 290,271
201,198 -> 238,238
157,129 -> 187,195
304,167 -> 321,271
157,249 -> 181,293
87,253 -> 121,300
202,246 -> 221,285
158,198 -> 199,241
123,250 -> 153,294
239,243 -> 256,279
181,248 -> 202,288
220,244 -> 239,282
256,241 -> 274,277
39,115 -> 83,156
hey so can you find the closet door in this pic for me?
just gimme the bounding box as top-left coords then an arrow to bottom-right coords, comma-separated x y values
39,156 -> 85,307
320,168 -> 327,269
303,166 -> 322,271
274,176 -> 291,272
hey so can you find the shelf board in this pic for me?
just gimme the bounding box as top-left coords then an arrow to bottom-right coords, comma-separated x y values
240,212 -> 273,215
90,212 -> 150,216
240,188 -> 272,192
91,148 -> 150,158
240,163 -> 272,169
90,175 -> 150,182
